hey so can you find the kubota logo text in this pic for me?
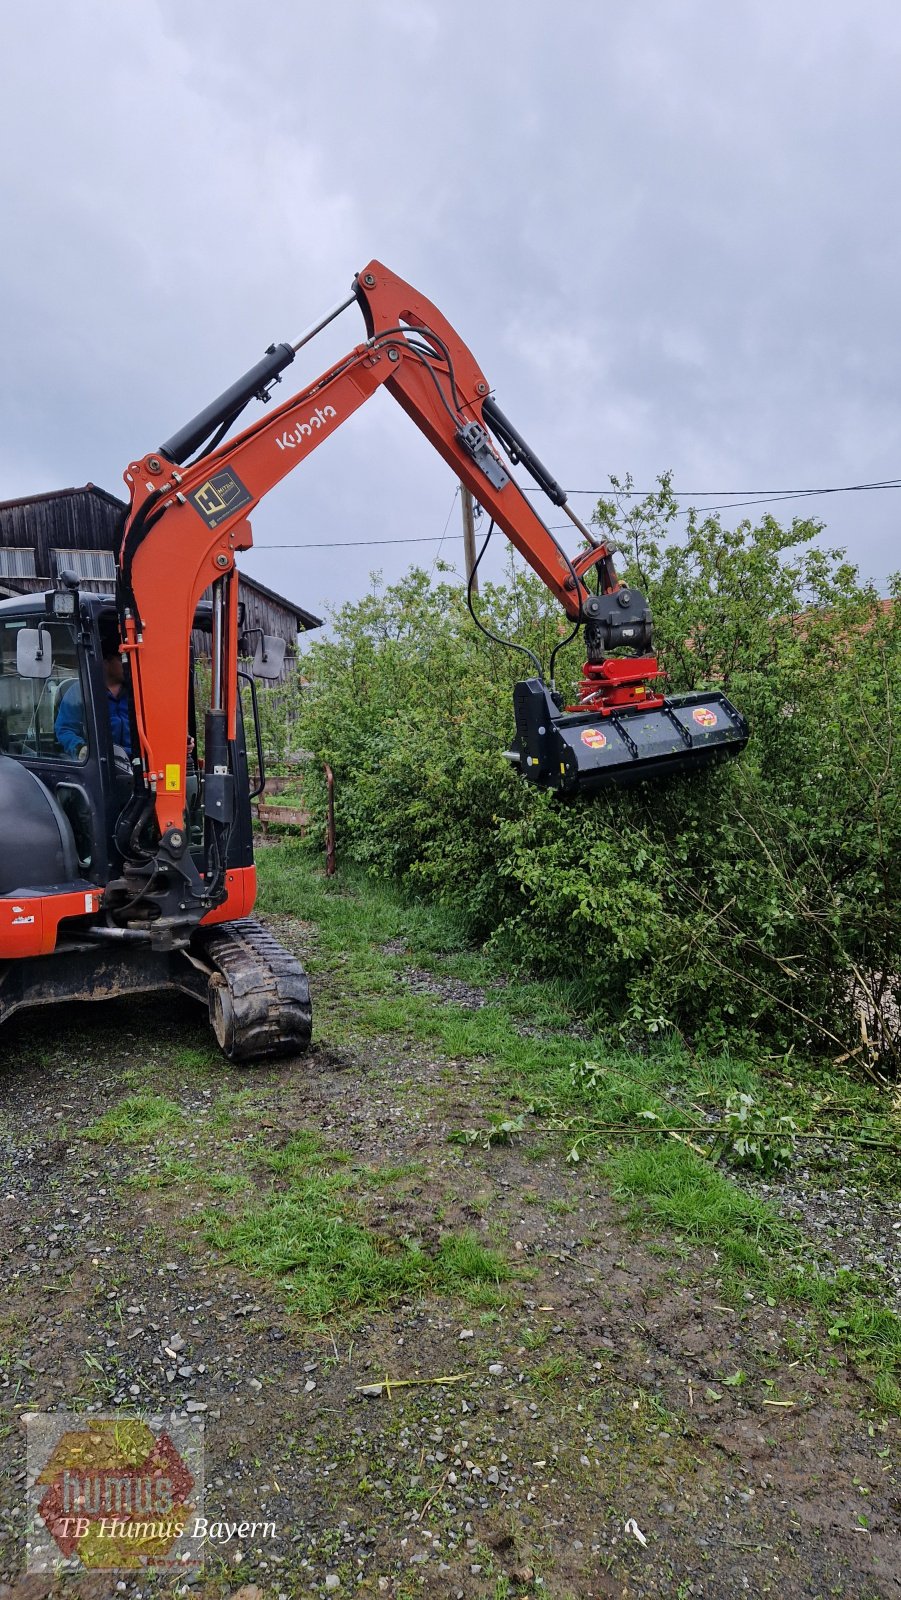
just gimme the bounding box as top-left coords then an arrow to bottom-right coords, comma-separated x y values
276,405 -> 338,450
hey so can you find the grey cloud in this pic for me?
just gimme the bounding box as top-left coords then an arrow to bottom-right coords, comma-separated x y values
1,0 -> 898,620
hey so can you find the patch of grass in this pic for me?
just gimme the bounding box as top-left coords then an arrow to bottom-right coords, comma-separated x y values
437,1231 -> 508,1287
265,1129 -> 350,1175
205,1170 -> 252,1196
210,1087 -> 268,1129
823,1304 -> 901,1411
207,1183 -> 427,1320
206,1124 -> 508,1322
256,848 -> 588,1089
209,1178 -> 507,1321
261,852 -> 899,1161
123,1155 -> 195,1190
530,1353 -> 585,1392
461,1283 -> 513,1310
606,1140 -> 785,1272
361,1161 -> 426,1188
607,1139 -> 901,1408
121,1150 -> 252,1197
521,1326 -> 549,1351
173,1046 -> 221,1072
83,1092 -> 184,1146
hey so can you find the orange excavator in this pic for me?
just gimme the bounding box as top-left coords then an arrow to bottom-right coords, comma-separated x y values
0,263 -> 747,1057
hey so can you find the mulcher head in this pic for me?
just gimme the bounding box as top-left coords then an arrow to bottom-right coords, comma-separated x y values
510,678 -> 748,795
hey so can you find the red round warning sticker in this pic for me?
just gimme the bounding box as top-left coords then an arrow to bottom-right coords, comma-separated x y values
580,727 -> 608,749
692,707 -> 718,728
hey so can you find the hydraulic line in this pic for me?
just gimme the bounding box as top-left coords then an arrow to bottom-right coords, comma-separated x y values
466,519 -> 543,678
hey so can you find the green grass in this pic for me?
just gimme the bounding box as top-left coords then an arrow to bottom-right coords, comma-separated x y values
530,1353 -> 585,1392
206,1126 -> 508,1322
361,1161 -> 426,1188
173,1045 -> 222,1073
305,860 -> 891,1184
265,1129 -> 350,1174
260,846 -> 899,1170
606,1138 -> 901,1408
210,1086 -> 267,1129
257,843 -> 662,1094
438,1230 -> 508,1285
253,845 -> 901,1408
208,1192 -> 507,1322
607,1141 -> 785,1270
521,1326 -> 549,1351
124,1154 -> 196,1190
83,1091 -> 184,1145
207,1183 -> 427,1319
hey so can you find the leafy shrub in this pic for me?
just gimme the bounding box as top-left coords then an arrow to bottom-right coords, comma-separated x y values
721,1091 -> 798,1172
291,484 -> 899,1068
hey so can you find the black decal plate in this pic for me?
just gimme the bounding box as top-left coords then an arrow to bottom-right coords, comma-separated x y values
188,470 -> 253,529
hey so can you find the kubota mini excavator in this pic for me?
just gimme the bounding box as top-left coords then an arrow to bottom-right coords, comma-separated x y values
0,262 -> 747,1058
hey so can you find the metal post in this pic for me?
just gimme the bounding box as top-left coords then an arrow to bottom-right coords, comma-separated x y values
461,485 -> 479,594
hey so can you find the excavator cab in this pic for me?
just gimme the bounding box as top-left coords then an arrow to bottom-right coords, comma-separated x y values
0,593 -> 120,889
0,591 -> 258,891
0,587 -> 263,1038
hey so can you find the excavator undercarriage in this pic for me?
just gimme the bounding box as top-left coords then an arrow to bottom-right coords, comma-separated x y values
199,919 -> 312,1061
0,913 -> 311,1062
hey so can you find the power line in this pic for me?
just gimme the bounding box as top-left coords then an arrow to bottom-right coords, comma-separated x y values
428,484 -> 461,581
524,477 -> 901,500
252,533 -> 467,549
248,475 -> 901,550
648,482 -> 901,516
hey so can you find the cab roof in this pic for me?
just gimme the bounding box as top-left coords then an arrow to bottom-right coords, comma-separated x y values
0,590 -> 216,627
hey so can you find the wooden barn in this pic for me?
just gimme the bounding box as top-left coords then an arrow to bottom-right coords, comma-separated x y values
0,484 -> 321,675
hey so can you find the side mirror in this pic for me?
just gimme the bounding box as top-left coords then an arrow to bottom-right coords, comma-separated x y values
252,634 -> 287,681
17,626 -> 53,679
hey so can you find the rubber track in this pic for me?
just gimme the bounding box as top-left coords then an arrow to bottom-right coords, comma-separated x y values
196,917 -> 312,1062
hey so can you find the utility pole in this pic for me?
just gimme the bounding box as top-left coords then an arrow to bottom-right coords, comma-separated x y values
461,484 -> 479,595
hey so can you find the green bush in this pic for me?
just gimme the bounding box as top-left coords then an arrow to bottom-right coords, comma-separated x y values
292,484 -> 899,1067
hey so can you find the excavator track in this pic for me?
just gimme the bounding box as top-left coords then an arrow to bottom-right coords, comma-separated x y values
194,917 -> 312,1063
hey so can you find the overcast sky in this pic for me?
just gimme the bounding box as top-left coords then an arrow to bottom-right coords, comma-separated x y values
1,0 -> 898,624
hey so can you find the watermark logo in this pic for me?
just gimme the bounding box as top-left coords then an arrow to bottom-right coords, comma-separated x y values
25,1412 -> 204,1573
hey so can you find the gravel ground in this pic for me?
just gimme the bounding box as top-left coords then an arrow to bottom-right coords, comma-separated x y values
0,916 -> 898,1600
394,965 -> 489,1011
757,1174 -> 901,1314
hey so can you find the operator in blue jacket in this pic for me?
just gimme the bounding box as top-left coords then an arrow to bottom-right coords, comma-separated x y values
55,644 -> 131,760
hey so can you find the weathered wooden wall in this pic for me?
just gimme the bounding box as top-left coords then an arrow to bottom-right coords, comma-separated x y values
0,486 -> 320,679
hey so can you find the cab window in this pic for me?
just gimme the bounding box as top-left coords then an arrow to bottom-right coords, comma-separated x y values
0,617 -> 88,762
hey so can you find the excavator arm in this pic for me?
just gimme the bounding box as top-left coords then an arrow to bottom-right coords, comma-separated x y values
114,260 -> 747,944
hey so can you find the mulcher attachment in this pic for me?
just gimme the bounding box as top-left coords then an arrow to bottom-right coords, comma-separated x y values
511,678 -> 748,795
